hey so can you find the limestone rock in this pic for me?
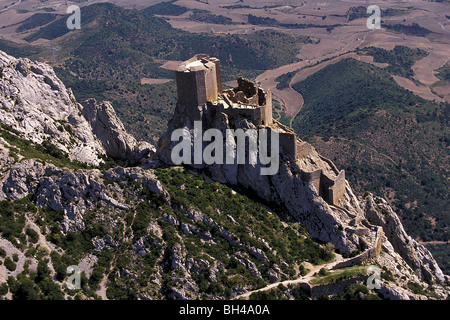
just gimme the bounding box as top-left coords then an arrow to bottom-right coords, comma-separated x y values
81,98 -> 151,164
0,159 -> 165,234
157,105 -> 361,253
0,50 -> 155,166
0,50 -> 105,165
156,59 -> 448,296
362,194 -> 447,284
171,244 -> 186,271
378,282 -> 426,300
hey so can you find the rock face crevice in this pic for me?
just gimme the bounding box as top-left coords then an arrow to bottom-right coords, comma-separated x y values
0,51 -> 105,165
81,98 -> 155,165
362,194 -> 446,284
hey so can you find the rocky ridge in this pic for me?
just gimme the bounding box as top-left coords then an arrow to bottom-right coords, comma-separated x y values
0,50 -> 151,166
157,74 -> 449,298
0,50 -> 448,300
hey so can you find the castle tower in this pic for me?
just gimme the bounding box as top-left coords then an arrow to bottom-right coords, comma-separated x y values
176,55 -> 221,108
262,89 -> 273,126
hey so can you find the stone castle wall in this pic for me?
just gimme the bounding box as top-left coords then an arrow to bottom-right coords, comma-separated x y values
328,170 -> 346,205
301,170 -> 322,196
332,226 -> 384,269
176,67 -> 207,107
278,131 -> 297,158
176,55 -> 220,108
174,55 -> 345,206
300,168 -> 346,206
204,60 -> 219,102
262,90 -> 273,126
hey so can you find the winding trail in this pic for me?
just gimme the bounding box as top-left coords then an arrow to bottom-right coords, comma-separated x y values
256,32 -> 371,127
233,254 -> 344,300
0,0 -> 22,13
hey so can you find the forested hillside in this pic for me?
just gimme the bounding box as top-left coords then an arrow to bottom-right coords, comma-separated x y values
290,59 -> 449,254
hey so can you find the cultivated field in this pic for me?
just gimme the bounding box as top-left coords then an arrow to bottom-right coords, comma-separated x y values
160,0 -> 449,123
0,0 -> 448,120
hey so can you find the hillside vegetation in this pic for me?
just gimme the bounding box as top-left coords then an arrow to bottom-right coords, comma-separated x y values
291,58 -> 449,246
16,13 -> 59,33
0,161 -> 336,299
358,45 -> 429,79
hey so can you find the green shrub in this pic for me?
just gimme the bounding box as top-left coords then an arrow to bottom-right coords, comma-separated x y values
25,228 -> 39,244
16,13 -> 58,32
0,283 -> 8,296
4,257 -> 16,272
407,281 -> 426,295
50,251 -> 67,282
38,278 -> 64,300
7,276 -> 40,300
319,268 -> 330,276
36,259 -> 51,282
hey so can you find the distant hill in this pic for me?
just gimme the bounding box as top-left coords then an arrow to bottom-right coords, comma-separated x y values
14,3 -> 311,144
16,13 -> 59,33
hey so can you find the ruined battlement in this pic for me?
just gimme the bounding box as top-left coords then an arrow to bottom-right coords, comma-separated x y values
176,54 -> 272,127
300,169 -> 346,206
212,77 -> 273,127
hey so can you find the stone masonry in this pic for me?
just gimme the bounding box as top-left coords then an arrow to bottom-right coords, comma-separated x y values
172,54 -> 346,206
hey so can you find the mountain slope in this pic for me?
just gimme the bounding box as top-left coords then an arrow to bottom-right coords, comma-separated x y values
291,58 -> 449,244
0,50 -> 448,300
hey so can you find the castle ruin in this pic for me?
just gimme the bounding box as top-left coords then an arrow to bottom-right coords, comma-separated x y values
173,54 -> 346,206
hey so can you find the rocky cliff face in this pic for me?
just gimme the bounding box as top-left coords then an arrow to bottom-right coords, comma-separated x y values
0,51 -> 105,165
81,98 -> 155,164
157,103 -> 361,253
0,51 -> 152,166
362,194 -> 446,284
0,50 -> 448,300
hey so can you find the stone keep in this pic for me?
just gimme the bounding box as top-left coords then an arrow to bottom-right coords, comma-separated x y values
176,54 -> 222,108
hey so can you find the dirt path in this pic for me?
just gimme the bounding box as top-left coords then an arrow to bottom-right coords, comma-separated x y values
256,27 -> 450,124
256,62 -> 306,123
140,78 -> 172,85
0,238 -> 26,281
419,241 -> 449,245
0,0 -> 22,13
256,32 -> 372,127
233,254 -> 344,300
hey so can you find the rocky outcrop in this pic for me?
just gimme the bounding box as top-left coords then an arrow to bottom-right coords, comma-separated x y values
157,99 -> 363,254
0,159 -> 163,232
156,71 -> 448,296
0,51 -> 105,165
0,51 -> 448,300
81,99 -> 155,165
0,50 -> 154,166
362,194 -> 447,284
